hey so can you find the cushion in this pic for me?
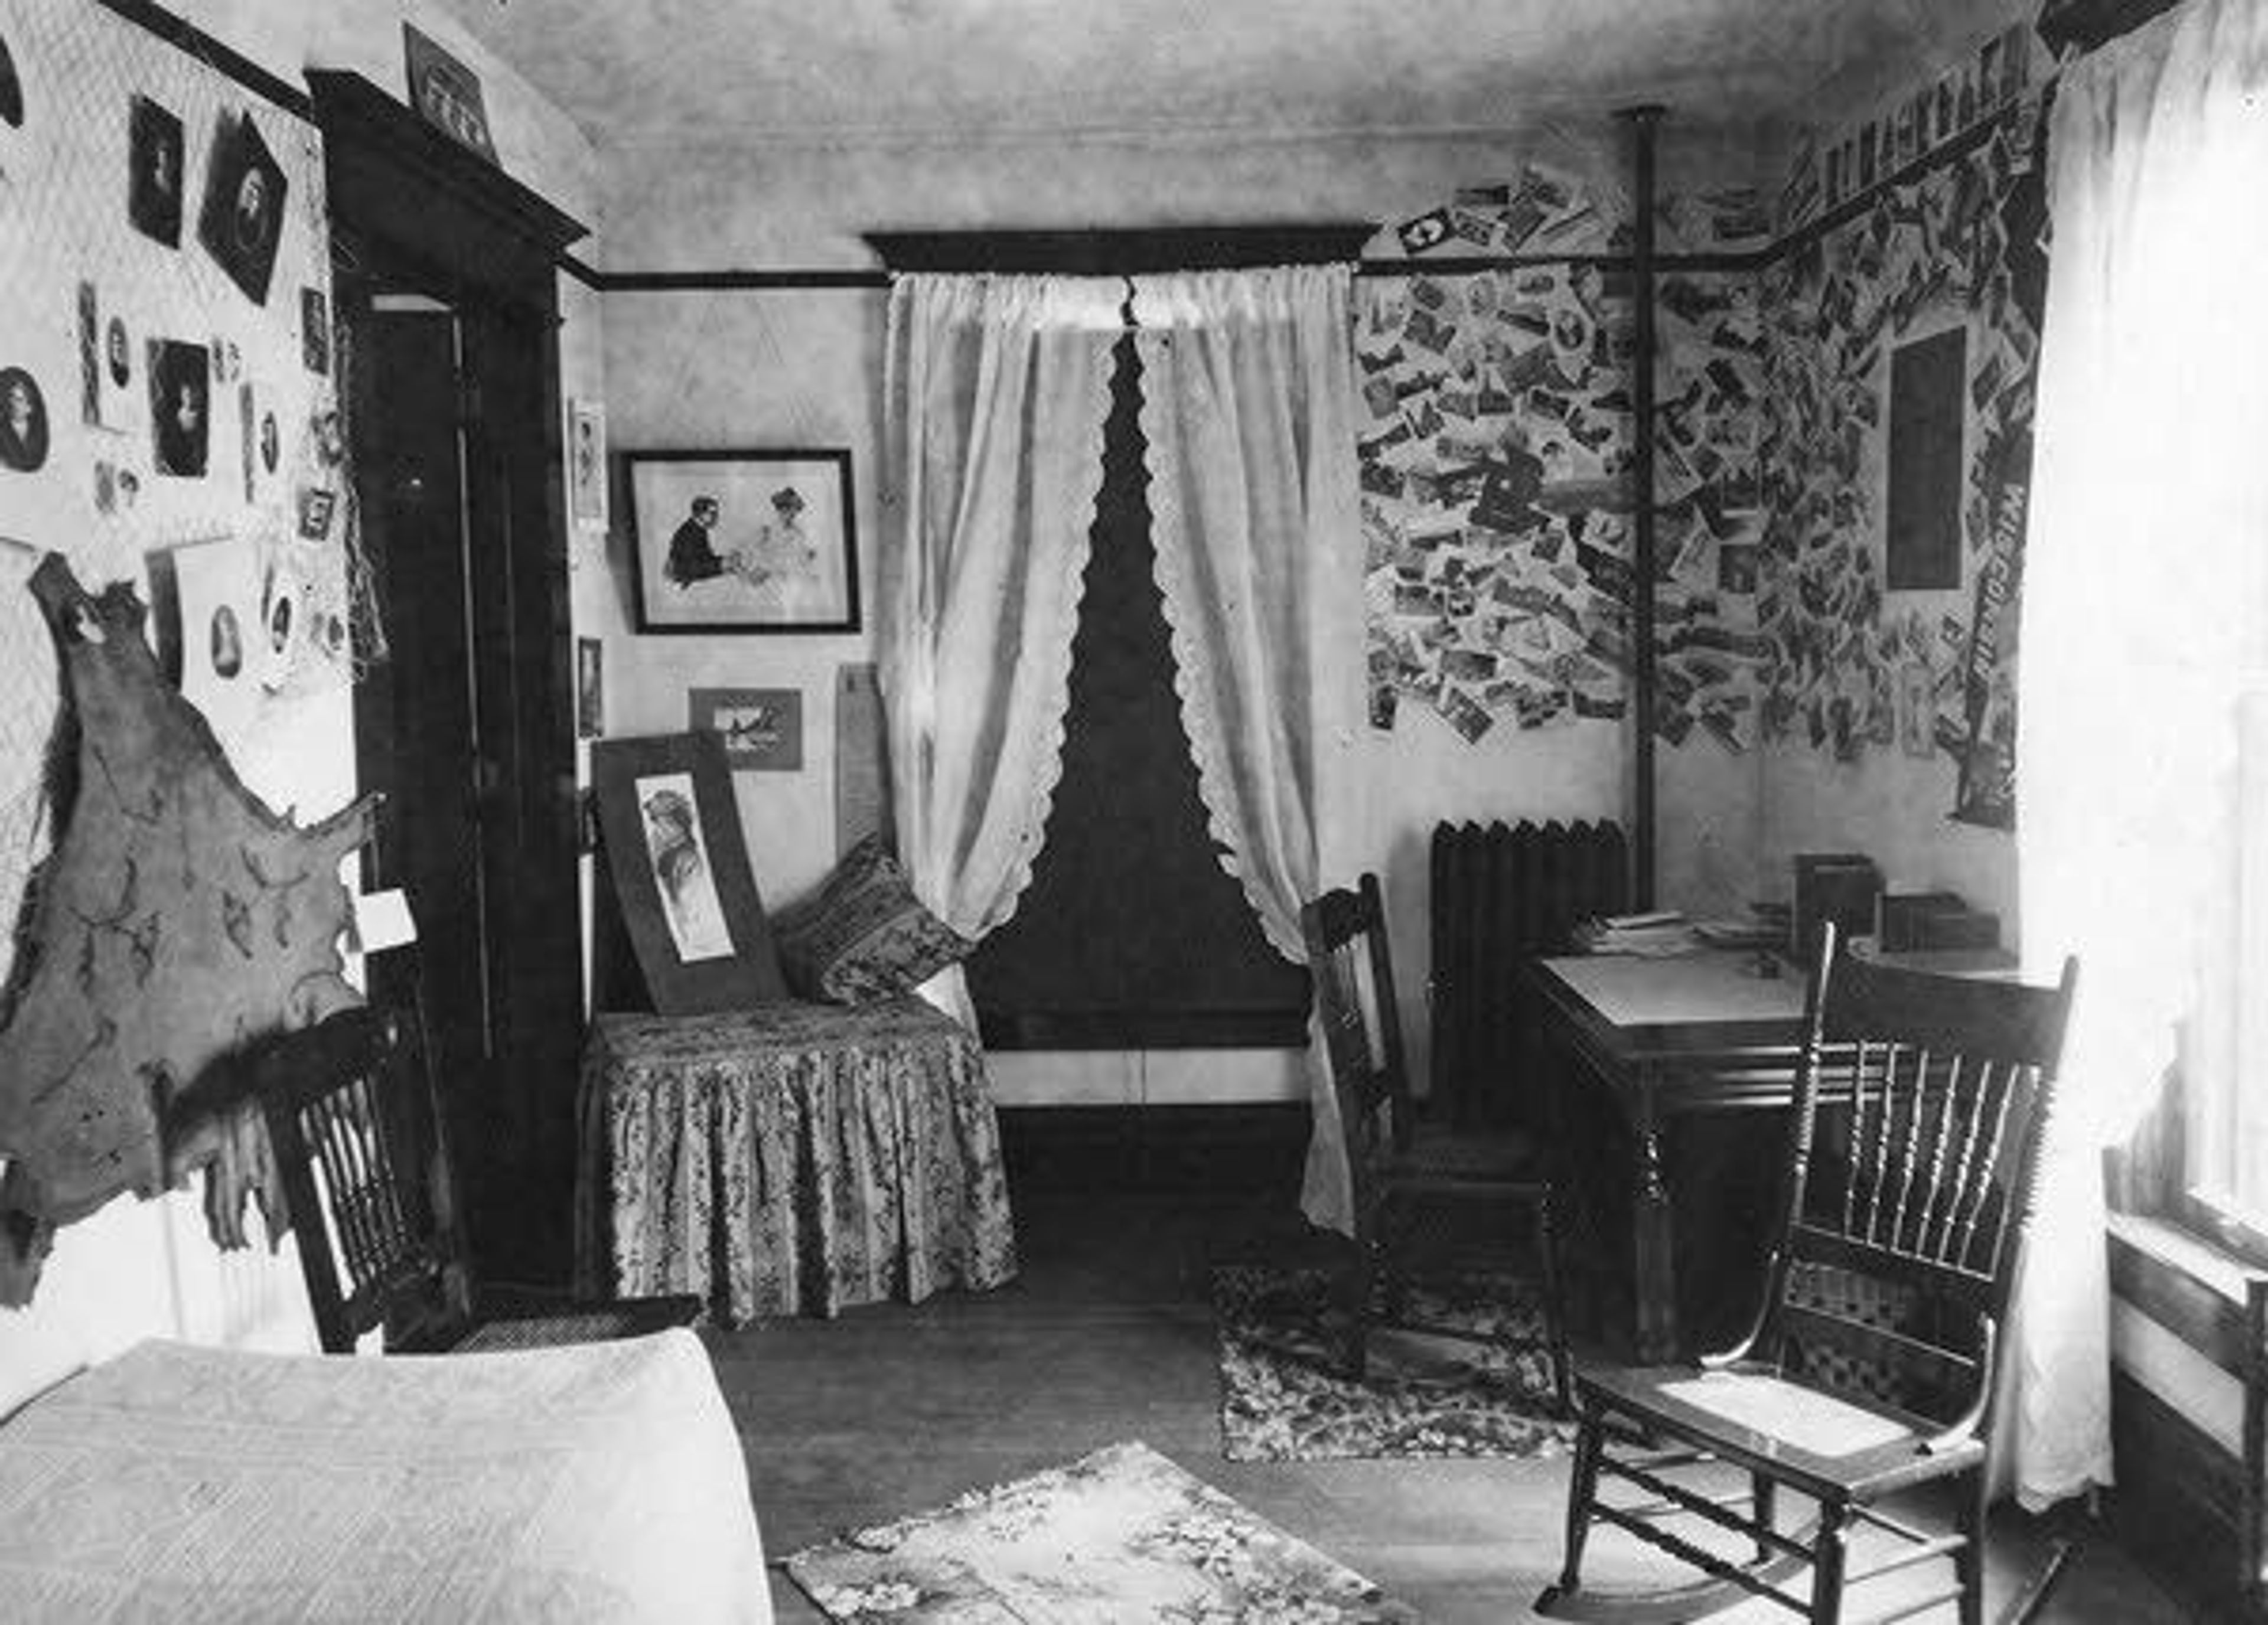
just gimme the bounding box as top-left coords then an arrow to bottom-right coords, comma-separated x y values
774,835 -> 972,1004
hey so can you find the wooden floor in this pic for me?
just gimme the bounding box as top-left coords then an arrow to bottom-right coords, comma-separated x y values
705,1185 -> 2192,1623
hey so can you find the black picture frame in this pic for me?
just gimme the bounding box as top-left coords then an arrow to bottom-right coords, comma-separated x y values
128,95 -> 184,247
626,448 -> 861,635
402,24 -> 498,166
197,110 -> 286,305
589,730 -> 786,1014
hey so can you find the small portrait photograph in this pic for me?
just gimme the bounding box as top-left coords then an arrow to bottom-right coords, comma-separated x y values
149,338 -> 210,477
628,449 -> 859,634
296,485 -> 336,539
210,603 -> 244,680
0,366 -> 50,473
198,111 -> 288,305
634,772 -> 734,964
128,96 -> 184,247
300,287 -> 328,374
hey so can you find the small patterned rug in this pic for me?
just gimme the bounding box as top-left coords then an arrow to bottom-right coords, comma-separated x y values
1214,1264 -> 1573,1463
784,1440 -> 1416,1623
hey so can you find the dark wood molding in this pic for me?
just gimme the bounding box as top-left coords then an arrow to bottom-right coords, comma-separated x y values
311,71 -> 587,306
92,0 -> 312,120
865,224 -> 1377,275
598,267 -> 891,292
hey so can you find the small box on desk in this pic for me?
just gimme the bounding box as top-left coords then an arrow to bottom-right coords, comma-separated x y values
1878,890 -> 2001,952
1793,854 -> 1883,970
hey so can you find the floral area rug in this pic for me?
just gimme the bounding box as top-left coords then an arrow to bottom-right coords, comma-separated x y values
784,1440 -> 1417,1623
1214,1265 -> 1573,1463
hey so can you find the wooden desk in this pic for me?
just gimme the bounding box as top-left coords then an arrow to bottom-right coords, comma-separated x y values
1527,951 -> 1808,1363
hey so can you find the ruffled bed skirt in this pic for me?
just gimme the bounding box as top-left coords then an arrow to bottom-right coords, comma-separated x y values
577,998 -> 1018,1322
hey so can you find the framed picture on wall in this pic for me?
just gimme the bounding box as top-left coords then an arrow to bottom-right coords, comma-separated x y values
625,448 -> 859,635
589,730 -> 786,1014
690,686 -> 802,771
568,397 -> 608,527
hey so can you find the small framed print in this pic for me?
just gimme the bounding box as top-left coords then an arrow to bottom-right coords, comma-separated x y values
403,24 -> 498,165
627,448 -> 859,634
568,397 -> 607,527
690,686 -> 803,771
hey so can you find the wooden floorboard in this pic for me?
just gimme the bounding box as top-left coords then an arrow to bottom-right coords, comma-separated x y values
702,1190 -> 2191,1623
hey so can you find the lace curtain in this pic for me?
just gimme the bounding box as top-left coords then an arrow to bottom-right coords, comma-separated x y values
2011,0 -> 2268,1508
878,275 -> 1122,1019
1130,266 -> 1368,1232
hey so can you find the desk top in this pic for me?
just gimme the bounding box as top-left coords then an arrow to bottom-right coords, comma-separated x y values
1539,951 -> 1808,1029
1529,949 -> 1811,1083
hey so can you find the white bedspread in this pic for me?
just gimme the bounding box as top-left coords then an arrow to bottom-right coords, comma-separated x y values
0,1330 -> 771,1624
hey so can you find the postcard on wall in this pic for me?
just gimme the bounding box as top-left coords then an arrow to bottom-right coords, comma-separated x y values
690,686 -> 803,771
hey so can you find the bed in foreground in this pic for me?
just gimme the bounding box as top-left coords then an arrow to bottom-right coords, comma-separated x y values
0,1328 -> 770,1623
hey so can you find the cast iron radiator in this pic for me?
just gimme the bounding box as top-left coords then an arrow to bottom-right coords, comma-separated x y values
1428,818 -> 1629,1131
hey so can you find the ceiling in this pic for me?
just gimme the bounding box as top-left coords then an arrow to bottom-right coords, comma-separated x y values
429,0 -> 2012,150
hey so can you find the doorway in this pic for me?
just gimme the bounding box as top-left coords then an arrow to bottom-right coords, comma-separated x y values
317,74 -> 586,1281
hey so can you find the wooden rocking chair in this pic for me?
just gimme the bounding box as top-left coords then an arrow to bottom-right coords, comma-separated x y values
1537,924 -> 2078,1625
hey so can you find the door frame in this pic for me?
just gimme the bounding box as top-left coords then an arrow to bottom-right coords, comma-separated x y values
314,73 -> 587,1278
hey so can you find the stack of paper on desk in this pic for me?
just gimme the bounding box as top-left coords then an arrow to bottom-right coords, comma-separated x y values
1573,910 -> 1703,957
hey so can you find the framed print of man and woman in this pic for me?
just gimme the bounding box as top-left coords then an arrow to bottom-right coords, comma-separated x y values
627,448 -> 859,634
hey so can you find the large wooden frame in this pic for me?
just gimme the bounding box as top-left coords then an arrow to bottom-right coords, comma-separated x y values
590,730 -> 785,1015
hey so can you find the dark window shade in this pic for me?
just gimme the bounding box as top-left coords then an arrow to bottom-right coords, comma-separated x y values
964,335 -> 1311,1050
1885,326 -> 1967,590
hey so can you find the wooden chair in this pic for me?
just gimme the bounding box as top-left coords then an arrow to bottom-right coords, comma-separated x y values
255,1004 -> 703,1353
1537,924 -> 2078,1625
1301,872 -> 1570,1406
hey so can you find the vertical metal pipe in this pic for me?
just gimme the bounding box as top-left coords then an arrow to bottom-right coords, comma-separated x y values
1621,105 -> 1665,911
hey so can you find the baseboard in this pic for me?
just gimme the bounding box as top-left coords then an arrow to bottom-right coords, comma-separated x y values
999,1103 -> 1308,1196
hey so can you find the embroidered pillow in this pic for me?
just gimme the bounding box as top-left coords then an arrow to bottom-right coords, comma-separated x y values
775,836 -> 972,1004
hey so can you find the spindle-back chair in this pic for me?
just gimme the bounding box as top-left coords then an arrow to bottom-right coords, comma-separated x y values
1303,873 -> 1570,1407
257,1004 -> 700,1353
1538,924 -> 2078,1625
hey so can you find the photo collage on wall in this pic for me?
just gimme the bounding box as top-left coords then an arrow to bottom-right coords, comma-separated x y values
1755,77 -> 2047,827
0,0 -> 360,963
1363,159 -> 1769,751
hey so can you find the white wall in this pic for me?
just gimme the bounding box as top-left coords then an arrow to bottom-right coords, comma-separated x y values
594,126 -> 1778,1096
2,0 -> 599,1411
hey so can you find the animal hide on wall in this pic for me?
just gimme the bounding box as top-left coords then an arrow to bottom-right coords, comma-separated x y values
0,554 -> 377,1304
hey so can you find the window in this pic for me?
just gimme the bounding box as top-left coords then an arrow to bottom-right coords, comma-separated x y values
961,333 -> 1310,1050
